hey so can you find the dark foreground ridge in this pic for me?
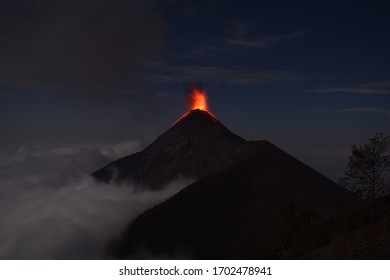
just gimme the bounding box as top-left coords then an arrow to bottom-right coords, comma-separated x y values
304,193 -> 390,259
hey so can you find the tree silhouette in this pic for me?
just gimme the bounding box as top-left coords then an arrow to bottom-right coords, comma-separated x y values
340,133 -> 390,200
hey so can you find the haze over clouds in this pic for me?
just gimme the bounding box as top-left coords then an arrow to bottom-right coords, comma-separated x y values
0,141 -> 192,259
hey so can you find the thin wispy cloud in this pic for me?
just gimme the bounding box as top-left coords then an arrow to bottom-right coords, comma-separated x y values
168,29 -> 306,59
338,107 -> 390,117
307,81 -> 390,95
166,44 -> 224,59
311,87 -> 390,95
227,30 -> 306,49
148,66 -> 307,86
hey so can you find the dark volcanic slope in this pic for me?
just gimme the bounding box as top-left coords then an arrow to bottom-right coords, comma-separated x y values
93,110 -> 247,189
305,194 -> 390,259
111,141 -> 358,259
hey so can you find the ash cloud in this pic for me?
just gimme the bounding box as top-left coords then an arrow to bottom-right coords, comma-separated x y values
0,0 -> 167,96
0,142 -> 192,259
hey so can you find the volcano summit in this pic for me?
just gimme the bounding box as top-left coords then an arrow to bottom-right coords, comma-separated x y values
93,89 -> 247,189
93,108 -> 247,189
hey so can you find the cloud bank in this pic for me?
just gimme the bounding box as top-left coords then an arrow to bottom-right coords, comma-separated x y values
0,141 -> 192,259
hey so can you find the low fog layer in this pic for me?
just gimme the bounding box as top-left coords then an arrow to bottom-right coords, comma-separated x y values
0,141 -> 192,259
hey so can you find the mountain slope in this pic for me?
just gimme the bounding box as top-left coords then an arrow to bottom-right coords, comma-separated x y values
110,141 -> 358,259
93,110 -> 247,189
304,194 -> 390,259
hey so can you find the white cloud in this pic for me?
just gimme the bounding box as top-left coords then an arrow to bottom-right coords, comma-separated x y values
97,141 -> 141,160
0,142 -> 193,259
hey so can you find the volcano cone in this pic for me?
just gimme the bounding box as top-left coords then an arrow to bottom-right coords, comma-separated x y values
93,109 -> 247,189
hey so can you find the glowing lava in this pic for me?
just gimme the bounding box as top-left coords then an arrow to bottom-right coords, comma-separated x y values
173,87 -> 220,125
187,88 -> 208,111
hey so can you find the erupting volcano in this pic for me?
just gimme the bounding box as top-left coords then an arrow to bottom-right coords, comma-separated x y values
93,87 -> 245,189
174,87 -> 219,126
93,86 -> 358,259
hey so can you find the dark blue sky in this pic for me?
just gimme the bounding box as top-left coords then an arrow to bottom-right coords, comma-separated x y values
0,0 -> 389,180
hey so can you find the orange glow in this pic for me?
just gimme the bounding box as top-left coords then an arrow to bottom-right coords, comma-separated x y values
173,87 -> 220,126
187,88 -> 208,111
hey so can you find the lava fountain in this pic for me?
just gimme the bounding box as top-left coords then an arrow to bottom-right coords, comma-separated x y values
174,86 -> 219,125
187,88 -> 208,111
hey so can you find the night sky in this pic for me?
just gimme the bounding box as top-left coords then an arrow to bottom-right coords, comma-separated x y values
1,0 -> 389,180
